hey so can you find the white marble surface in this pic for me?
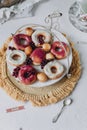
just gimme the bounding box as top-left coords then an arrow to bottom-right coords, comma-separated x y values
0,0 -> 87,130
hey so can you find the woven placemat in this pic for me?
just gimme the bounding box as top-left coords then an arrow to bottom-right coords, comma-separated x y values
0,36 -> 81,106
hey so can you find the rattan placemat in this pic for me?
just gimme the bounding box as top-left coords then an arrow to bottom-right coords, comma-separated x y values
0,36 -> 81,106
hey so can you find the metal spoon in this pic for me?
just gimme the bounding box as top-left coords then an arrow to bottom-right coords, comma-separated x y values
52,98 -> 73,123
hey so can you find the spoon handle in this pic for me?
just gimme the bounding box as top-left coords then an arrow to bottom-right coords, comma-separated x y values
52,104 -> 65,123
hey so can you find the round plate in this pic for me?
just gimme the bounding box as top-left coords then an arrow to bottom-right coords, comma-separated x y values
6,24 -> 72,88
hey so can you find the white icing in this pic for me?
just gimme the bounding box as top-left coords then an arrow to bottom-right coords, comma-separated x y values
32,29 -> 51,46
7,50 -> 27,66
44,60 -> 64,79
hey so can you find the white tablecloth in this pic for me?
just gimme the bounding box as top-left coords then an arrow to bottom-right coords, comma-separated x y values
0,0 -> 87,130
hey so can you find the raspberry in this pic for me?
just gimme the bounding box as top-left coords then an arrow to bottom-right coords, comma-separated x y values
25,57 -> 32,65
9,46 -> 16,51
30,42 -> 36,50
38,35 -> 44,44
12,67 -> 20,78
41,59 -> 49,69
23,70 -> 36,78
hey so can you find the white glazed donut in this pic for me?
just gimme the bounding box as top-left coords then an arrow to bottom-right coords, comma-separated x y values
32,29 -> 51,46
44,60 -> 64,79
7,50 -> 27,66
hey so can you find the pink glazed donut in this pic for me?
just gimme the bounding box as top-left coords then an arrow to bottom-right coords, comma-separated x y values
13,34 -> 32,50
51,41 -> 69,59
18,65 -> 37,85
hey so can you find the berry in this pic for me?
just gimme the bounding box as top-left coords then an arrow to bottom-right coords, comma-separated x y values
23,70 -> 36,78
25,57 -> 32,65
23,71 -> 30,78
38,35 -> 44,44
30,42 -> 36,50
12,67 -> 20,78
9,46 -> 16,51
41,59 -> 54,69
41,59 -> 49,69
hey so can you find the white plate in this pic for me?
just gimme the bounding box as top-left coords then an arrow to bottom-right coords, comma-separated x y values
6,24 -> 72,88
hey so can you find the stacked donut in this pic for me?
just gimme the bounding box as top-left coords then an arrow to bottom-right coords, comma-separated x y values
7,27 -> 70,85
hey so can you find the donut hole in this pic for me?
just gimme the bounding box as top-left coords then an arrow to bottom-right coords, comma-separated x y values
51,66 -> 57,73
12,54 -> 21,60
38,35 -> 45,44
55,47 -> 62,52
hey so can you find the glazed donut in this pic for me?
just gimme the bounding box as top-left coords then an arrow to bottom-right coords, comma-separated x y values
32,29 -> 51,46
30,48 -> 46,65
7,50 -> 27,66
44,60 -> 64,79
51,41 -> 69,59
18,65 -> 37,85
13,34 -> 32,50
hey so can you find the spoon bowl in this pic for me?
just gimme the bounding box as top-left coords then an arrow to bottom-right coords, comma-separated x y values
63,98 -> 73,106
52,98 -> 73,123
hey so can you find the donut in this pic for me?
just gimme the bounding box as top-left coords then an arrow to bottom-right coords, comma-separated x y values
25,27 -> 34,36
25,46 -> 32,55
44,60 -> 64,79
51,41 -> 69,59
42,43 -> 51,52
46,52 -> 55,60
37,72 -> 48,82
30,48 -> 46,65
13,34 -> 32,50
32,29 -> 51,46
18,65 -> 37,85
7,50 -> 27,66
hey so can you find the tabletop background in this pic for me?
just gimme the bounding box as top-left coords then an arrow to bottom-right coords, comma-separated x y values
0,0 -> 87,130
